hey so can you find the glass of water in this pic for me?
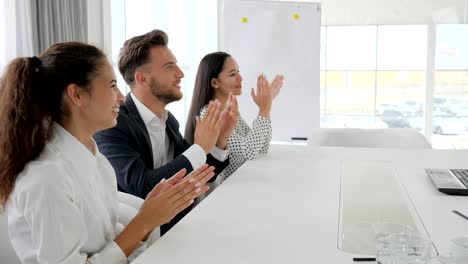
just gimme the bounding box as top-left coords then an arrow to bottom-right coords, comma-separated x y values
372,222 -> 414,264
388,233 -> 433,264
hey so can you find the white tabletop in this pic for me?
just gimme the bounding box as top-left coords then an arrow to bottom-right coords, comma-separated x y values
133,145 -> 468,264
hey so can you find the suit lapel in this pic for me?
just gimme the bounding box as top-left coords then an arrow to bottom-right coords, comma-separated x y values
124,94 -> 154,163
165,112 -> 186,156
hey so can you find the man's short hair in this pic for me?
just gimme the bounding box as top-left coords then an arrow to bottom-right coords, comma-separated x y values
118,29 -> 168,86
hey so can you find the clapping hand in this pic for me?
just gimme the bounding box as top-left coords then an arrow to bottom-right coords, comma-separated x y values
251,74 -> 272,119
193,100 -> 223,154
270,74 -> 284,99
138,164 -> 216,233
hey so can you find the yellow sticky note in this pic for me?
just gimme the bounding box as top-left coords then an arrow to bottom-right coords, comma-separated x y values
241,17 -> 248,23
292,13 -> 299,20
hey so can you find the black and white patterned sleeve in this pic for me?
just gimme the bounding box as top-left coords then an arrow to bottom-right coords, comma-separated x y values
229,115 -> 272,160
199,106 -> 208,119
257,117 -> 272,154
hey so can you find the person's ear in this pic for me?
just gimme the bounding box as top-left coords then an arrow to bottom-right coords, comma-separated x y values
64,83 -> 86,107
211,78 -> 219,89
135,71 -> 149,87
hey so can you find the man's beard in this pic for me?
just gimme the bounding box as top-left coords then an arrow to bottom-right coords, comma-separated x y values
150,78 -> 183,104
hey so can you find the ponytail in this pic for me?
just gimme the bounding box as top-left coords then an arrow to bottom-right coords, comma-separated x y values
0,57 -> 52,206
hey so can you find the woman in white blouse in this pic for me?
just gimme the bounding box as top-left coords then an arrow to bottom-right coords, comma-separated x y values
0,42 -> 215,264
185,52 -> 284,185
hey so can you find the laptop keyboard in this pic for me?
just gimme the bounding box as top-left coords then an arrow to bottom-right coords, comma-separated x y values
451,169 -> 468,187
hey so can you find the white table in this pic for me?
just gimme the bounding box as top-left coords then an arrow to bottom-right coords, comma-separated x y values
133,145 -> 468,263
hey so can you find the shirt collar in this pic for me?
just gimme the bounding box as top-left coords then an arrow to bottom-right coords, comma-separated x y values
130,92 -> 168,125
49,122 -> 97,167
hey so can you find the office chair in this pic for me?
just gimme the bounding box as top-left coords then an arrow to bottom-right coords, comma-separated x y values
308,128 -> 431,149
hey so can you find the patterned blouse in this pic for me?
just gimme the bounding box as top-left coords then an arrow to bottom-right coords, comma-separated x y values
200,105 -> 272,182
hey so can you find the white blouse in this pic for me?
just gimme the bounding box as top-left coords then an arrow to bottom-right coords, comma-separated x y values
200,105 -> 272,182
6,123 -> 155,264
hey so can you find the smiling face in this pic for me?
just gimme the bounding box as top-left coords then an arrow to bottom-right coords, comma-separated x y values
212,57 -> 243,97
81,59 -> 125,132
146,46 -> 185,104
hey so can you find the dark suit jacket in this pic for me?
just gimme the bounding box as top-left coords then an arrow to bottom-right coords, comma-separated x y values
94,94 -> 228,233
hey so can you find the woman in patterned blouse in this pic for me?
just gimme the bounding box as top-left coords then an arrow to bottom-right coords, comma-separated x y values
185,51 -> 283,187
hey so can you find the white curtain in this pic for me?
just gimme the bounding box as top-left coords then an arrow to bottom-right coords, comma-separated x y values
0,0 -> 90,75
0,0 -> 34,74
31,0 -> 88,53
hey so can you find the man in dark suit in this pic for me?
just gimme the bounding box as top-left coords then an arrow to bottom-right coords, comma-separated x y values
94,29 -> 237,234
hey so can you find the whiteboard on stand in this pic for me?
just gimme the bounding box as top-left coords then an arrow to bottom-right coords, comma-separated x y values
219,0 -> 321,141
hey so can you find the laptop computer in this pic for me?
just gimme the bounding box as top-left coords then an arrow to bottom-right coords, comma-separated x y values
425,168 -> 468,195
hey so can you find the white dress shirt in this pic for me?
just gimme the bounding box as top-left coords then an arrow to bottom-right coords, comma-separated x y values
130,93 -> 228,169
6,123 -> 156,264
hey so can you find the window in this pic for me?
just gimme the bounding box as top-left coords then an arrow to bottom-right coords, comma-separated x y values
326,26 -> 376,71
432,25 -> 468,148
377,25 -> 427,71
323,26 -> 377,126
376,25 -> 427,131
321,25 -> 427,131
324,71 -> 376,116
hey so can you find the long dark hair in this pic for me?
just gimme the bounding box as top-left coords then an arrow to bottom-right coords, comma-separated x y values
184,52 -> 231,144
0,42 -> 105,206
